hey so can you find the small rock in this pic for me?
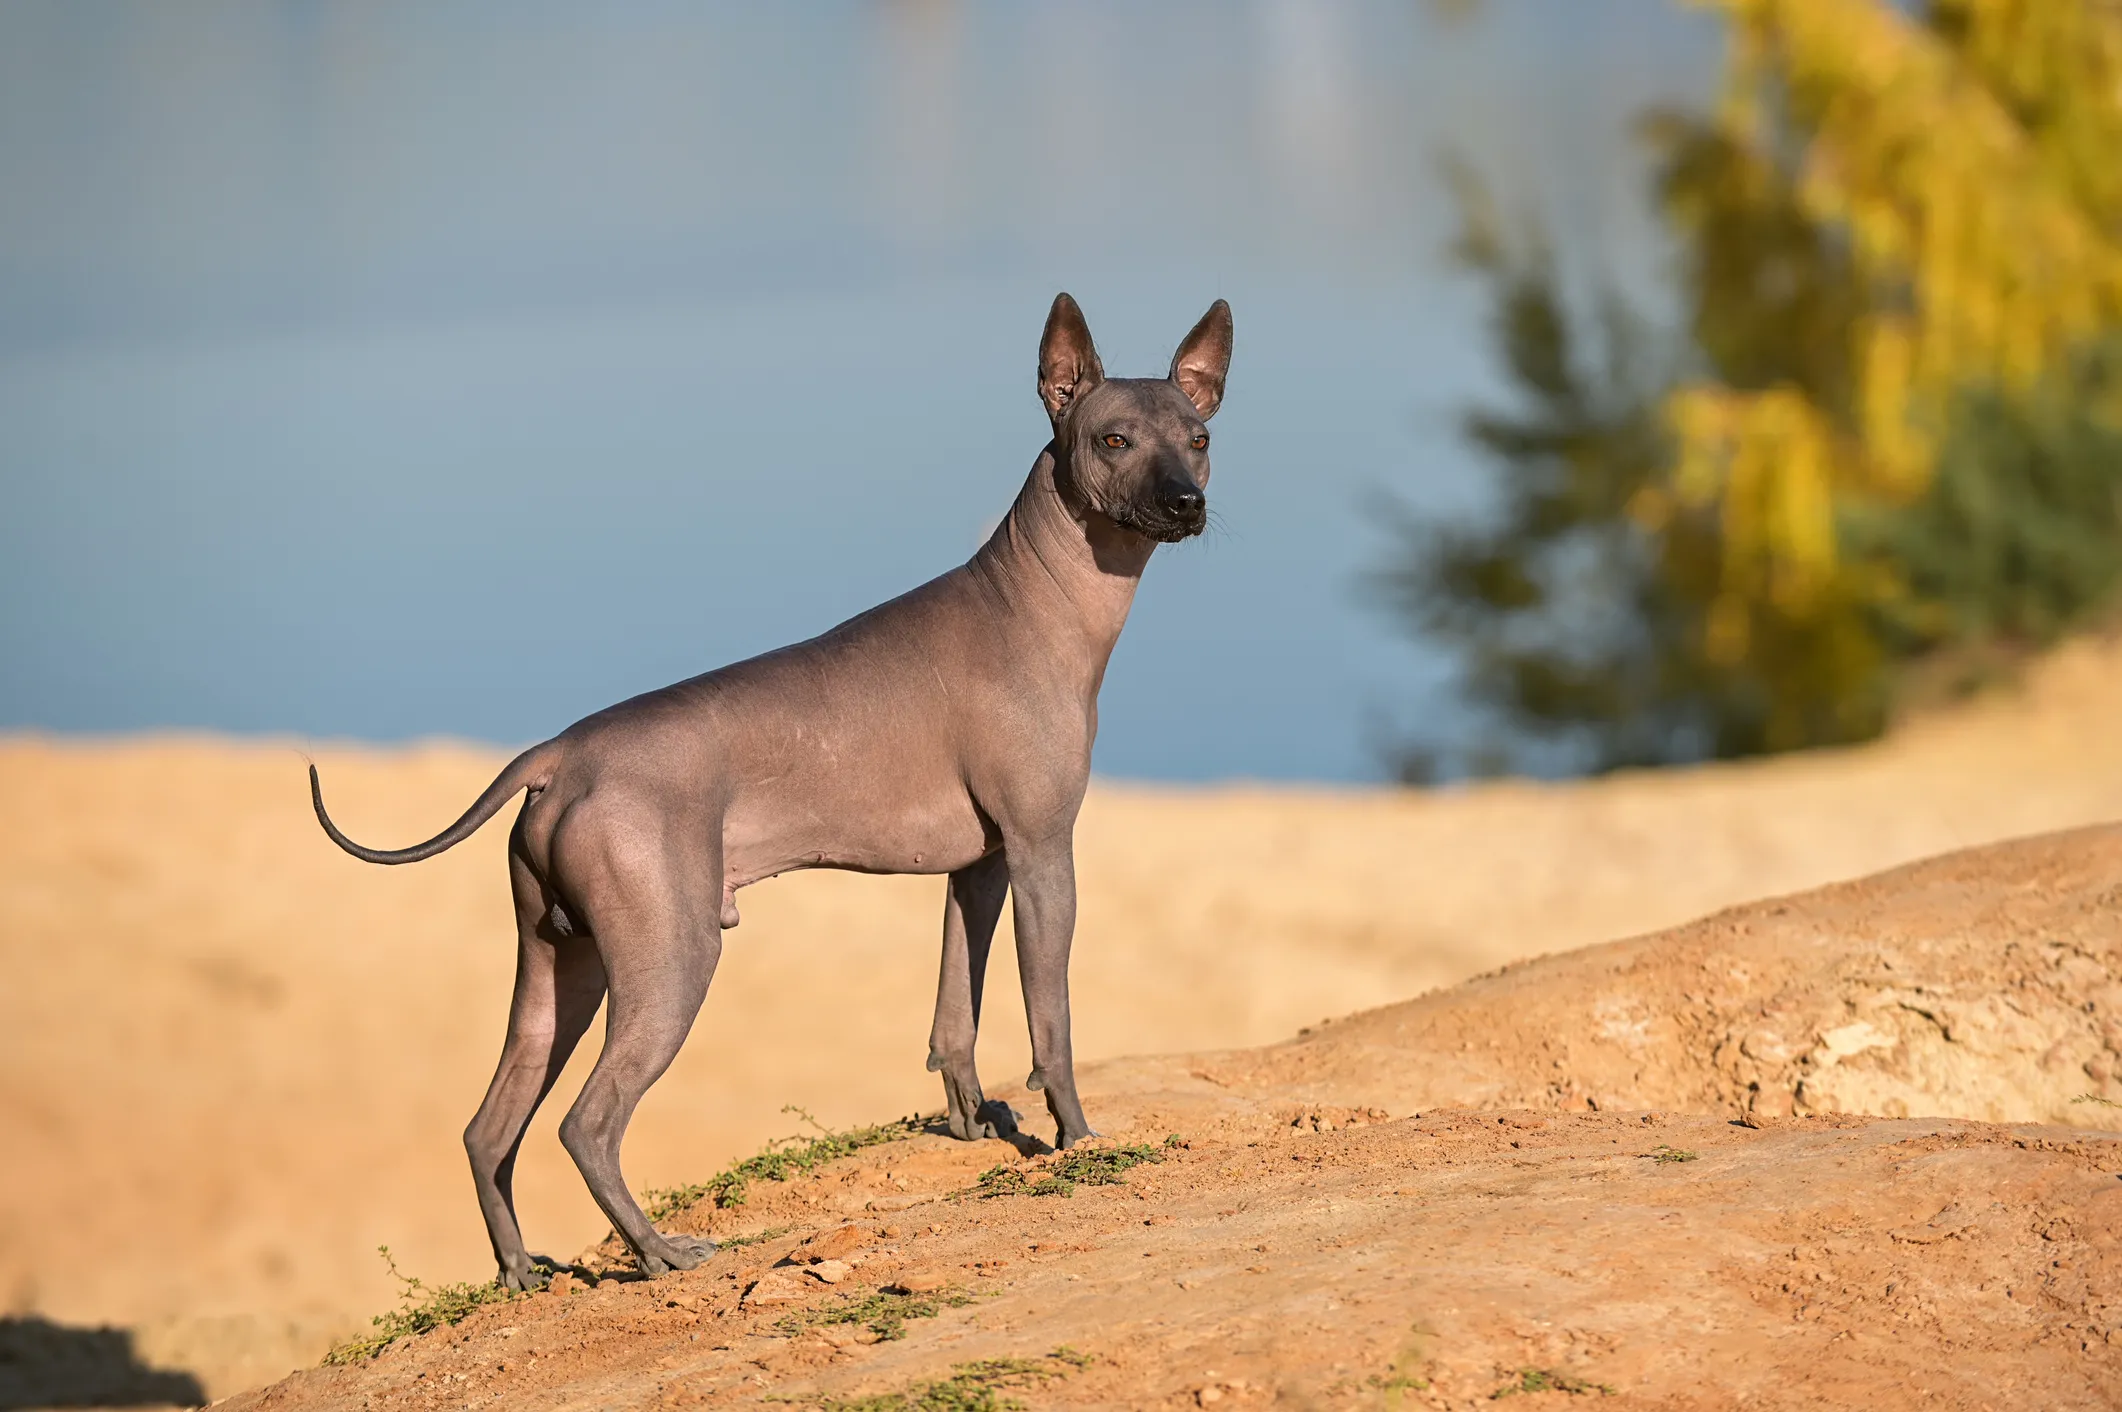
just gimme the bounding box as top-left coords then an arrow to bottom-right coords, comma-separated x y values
890,1269 -> 949,1294
1197,1387 -> 1224,1406
807,1259 -> 854,1285
742,1268 -> 813,1307
798,1223 -> 870,1263
546,1273 -> 576,1296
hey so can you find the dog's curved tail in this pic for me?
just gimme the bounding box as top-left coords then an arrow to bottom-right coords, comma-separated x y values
310,741 -> 561,865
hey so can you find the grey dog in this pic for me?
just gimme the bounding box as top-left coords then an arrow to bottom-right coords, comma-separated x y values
311,292 -> 1233,1287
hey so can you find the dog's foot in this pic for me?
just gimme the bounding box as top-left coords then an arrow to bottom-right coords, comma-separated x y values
497,1261 -> 547,1293
637,1234 -> 717,1279
947,1107 -> 997,1141
938,1067 -> 1012,1142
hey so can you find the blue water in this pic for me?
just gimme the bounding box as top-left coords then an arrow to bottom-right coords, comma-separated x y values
0,0 -> 1717,780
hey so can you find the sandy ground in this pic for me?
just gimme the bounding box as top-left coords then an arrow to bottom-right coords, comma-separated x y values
220,821 -> 2122,1411
3,634 -> 2120,1401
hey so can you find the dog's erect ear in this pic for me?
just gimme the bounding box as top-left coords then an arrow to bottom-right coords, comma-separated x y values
1038,293 -> 1105,422
1169,299 -> 1233,420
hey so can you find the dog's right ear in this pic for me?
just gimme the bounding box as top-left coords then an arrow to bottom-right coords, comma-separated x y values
1037,293 -> 1105,423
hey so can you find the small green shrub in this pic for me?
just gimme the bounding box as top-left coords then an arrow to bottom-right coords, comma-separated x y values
1642,1145 -> 1699,1164
776,1286 -> 978,1343
1493,1367 -> 1615,1398
643,1107 -> 932,1221
322,1247 -> 522,1365
816,1347 -> 1093,1411
969,1139 -> 1174,1200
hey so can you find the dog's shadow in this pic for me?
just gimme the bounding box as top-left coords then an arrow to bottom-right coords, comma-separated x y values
0,1315 -> 206,1411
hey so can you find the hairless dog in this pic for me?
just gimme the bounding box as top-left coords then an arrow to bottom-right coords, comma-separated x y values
311,293 -> 1233,1287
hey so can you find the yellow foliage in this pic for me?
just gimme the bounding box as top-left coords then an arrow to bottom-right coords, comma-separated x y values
1667,0 -> 2122,655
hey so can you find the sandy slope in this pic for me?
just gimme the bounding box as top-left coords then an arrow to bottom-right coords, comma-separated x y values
220,823 -> 2122,1411
2,635 -> 2120,1399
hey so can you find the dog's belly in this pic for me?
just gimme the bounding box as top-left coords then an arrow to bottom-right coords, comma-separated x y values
719,777 -> 995,888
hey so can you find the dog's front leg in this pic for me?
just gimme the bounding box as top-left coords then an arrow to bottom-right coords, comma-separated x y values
1006,839 -> 1097,1148
927,850 -> 1012,1140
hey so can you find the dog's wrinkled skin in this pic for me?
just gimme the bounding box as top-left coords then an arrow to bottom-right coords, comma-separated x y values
310,294 -> 1233,1289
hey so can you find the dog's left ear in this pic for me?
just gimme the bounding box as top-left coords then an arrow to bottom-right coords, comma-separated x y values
1169,299 -> 1233,420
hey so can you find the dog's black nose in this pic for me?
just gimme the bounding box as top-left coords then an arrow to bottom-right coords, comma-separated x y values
1158,483 -> 1206,518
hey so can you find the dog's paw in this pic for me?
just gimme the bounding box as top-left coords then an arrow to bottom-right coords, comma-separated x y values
640,1234 -> 717,1278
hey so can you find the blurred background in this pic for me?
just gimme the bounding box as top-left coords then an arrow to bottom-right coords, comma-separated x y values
6,0 -> 2122,1405
0,0 -> 1721,781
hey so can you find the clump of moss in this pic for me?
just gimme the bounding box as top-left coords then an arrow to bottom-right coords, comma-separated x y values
643,1107 -> 932,1221
969,1136 -> 1179,1199
816,1347 -> 1094,1411
323,1247 -> 523,1365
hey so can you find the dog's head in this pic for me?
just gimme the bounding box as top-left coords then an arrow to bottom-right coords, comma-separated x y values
1037,293 -> 1232,544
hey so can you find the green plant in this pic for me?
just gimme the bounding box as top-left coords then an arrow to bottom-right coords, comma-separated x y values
1643,1145 -> 1699,1164
322,1247 -> 523,1365
815,1348 -> 1094,1411
968,1141 -> 1170,1200
2071,1093 -> 2121,1108
718,1224 -> 795,1248
642,1107 -> 932,1221
1381,2 -> 2122,780
777,1286 -> 979,1343
1492,1367 -> 1615,1398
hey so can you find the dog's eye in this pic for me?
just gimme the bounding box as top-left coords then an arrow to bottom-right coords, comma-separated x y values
1190,434 -> 1210,451
1102,434 -> 1129,449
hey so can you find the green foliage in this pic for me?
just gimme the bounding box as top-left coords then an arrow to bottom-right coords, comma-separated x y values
642,1107 -> 931,1222
813,1348 -> 1093,1412
968,1141 -> 1170,1200
1384,4 -> 2122,777
1642,1145 -> 1699,1164
718,1224 -> 795,1248
1492,1367 -> 1615,1398
776,1286 -> 979,1343
1854,340 -> 2122,657
322,1247 -> 522,1365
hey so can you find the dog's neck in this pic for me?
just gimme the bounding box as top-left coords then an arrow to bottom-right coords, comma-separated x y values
970,444 -> 1156,669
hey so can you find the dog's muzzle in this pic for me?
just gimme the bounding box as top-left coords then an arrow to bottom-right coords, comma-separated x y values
1120,480 -> 1206,542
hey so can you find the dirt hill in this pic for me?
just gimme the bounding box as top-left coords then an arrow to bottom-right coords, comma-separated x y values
3,633 -> 2121,1402
216,824 -> 2122,1410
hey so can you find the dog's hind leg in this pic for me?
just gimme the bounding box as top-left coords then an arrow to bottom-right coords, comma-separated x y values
926,850 -> 1011,1141
464,842 -> 607,1290
554,827 -> 722,1277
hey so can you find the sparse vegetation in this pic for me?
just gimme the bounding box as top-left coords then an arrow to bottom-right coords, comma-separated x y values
322,1247 -> 523,1365
2072,1093 -> 2121,1108
776,1286 -> 979,1343
1643,1145 -> 1698,1164
718,1224 -> 795,1248
813,1347 -> 1093,1411
642,1107 -> 932,1221
1492,1367 -> 1615,1398
968,1138 -> 1175,1199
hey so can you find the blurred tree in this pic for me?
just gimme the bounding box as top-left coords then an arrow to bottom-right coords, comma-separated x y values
1387,0 -> 2122,778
